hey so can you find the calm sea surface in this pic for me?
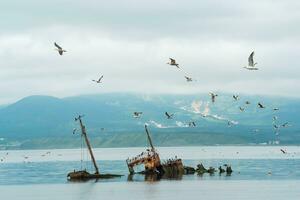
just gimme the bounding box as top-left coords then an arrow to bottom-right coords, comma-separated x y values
0,146 -> 300,200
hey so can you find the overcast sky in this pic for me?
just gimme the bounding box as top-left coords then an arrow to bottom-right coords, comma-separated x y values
0,0 -> 299,104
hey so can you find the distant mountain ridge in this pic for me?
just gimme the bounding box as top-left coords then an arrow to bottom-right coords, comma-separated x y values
0,93 -> 299,149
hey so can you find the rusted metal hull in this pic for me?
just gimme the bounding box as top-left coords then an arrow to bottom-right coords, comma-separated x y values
126,125 -> 196,181
126,150 -> 161,174
67,170 -> 122,181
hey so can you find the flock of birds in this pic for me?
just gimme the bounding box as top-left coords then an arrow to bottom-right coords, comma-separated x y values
165,51 -> 258,83
54,42 -> 106,85
0,151 -> 64,163
54,41 -> 257,83
108,48 -> 289,137
0,43 -> 295,167
54,42 -> 290,151
132,91 -> 290,136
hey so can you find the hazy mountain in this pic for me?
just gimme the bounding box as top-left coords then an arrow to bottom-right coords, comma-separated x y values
0,93 -> 299,149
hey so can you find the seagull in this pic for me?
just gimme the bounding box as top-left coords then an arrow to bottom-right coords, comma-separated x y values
239,106 -> 245,112
219,166 -> 225,173
165,112 -> 174,119
273,124 -> 280,129
233,95 -> 239,101
245,101 -> 251,105
273,124 -> 280,135
273,116 -> 278,121
244,51 -> 258,70
92,75 -> 104,83
227,121 -> 233,127
209,92 -> 218,103
184,76 -> 193,82
258,102 -> 265,108
133,112 -> 143,118
188,121 -> 196,127
167,58 -> 179,68
72,128 -> 77,134
281,122 -> 289,127
280,149 -> 287,154
273,108 -> 279,111
54,42 -> 67,55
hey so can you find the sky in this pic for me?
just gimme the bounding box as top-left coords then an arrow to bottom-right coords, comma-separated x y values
0,0 -> 300,104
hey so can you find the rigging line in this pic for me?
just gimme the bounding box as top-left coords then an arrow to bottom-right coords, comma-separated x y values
81,133 -> 83,171
86,140 -> 90,171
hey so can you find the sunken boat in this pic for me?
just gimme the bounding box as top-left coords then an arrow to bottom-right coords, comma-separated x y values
67,115 -> 122,181
126,125 -> 194,180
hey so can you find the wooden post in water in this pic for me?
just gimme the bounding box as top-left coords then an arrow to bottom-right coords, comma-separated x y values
76,115 -> 99,174
126,159 -> 135,174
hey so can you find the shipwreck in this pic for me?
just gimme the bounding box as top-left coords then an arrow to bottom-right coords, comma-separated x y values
126,125 -> 194,180
67,115 -> 122,181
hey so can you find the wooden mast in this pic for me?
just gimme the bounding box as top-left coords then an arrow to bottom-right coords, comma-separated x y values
76,115 -> 99,174
145,125 -> 155,151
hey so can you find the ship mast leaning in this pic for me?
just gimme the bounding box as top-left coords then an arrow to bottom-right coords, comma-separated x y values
145,124 -> 155,151
76,115 -> 99,174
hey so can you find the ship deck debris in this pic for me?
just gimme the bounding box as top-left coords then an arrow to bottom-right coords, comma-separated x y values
126,125 -> 198,179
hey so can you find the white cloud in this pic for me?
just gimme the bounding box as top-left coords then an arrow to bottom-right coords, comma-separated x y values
0,1 -> 300,104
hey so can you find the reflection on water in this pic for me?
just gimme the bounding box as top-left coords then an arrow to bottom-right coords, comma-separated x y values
0,147 -> 300,200
0,159 -> 300,185
127,171 -> 183,182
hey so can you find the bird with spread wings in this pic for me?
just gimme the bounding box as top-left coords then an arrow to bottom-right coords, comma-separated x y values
244,51 -> 258,70
54,42 -> 67,55
92,75 -> 104,83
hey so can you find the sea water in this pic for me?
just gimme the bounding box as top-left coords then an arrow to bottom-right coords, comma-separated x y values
0,146 -> 299,200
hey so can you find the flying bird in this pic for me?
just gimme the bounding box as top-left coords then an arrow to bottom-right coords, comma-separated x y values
239,107 -> 245,112
167,58 -> 179,68
227,121 -> 233,127
244,51 -> 258,70
273,108 -> 279,111
72,128 -> 77,134
233,95 -> 239,101
165,112 -> 174,119
54,42 -> 67,55
273,124 -> 280,129
273,124 -> 280,135
209,93 -> 218,103
188,121 -> 196,127
258,102 -> 265,108
184,76 -> 193,82
133,112 -> 143,118
245,101 -> 251,105
280,149 -> 287,154
92,75 -> 104,83
281,122 -> 289,127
